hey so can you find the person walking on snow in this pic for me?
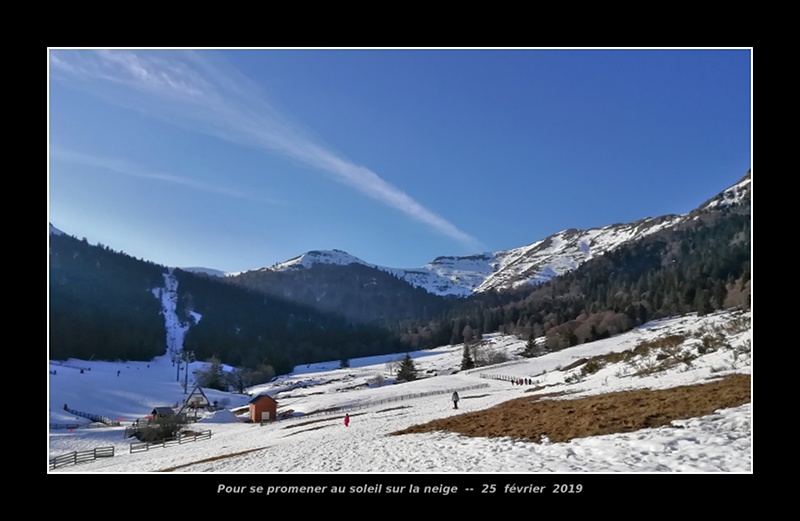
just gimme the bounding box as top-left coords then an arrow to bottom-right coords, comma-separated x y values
344,413 -> 350,427
452,391 -> 460,410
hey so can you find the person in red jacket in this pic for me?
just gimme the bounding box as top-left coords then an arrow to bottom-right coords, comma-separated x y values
344,413 -> 350,427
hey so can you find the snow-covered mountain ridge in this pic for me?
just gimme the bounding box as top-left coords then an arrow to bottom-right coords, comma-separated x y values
696,174 -> 751,211
241,171 -> 750,297
245,215 -> 682,296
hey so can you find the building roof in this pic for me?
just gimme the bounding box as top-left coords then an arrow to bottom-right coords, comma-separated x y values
151,407 -> 175,416
248,394 -> 277,405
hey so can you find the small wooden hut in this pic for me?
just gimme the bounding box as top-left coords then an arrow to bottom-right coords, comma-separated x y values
150,407 -> 175,419
248,394 -> 278,423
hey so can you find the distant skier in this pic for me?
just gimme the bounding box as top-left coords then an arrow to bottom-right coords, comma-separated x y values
344,413 -> 350,427
451,391 -> 460,410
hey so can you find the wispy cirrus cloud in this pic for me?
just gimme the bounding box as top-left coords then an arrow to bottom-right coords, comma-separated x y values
49,49 -> 483,251
49,147 -> 289,206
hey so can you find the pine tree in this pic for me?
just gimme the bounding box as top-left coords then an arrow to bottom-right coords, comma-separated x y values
461,345 -> 475,370
396,353 -> 417,382
522,335 -> 538,358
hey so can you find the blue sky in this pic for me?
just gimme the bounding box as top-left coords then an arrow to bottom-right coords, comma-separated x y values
48,48 -> 751,273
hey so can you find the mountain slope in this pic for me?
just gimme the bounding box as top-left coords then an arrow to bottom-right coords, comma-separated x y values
243,171 -> 751,298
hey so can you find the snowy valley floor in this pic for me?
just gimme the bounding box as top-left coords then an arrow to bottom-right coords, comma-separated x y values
49,310 -> 752,474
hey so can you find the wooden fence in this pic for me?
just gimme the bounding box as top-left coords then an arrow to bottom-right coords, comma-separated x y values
49,422 -> 119,430
61,406 -> 121,427
130,430 -> 212,454
49,361 -> 92,372
49,446 -> 114,470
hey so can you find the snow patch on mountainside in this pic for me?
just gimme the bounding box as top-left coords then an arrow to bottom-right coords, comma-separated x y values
698,172 -> 752,211
151,269 -> 201,359
472,215 -> 683,293
269,249 -> 369,271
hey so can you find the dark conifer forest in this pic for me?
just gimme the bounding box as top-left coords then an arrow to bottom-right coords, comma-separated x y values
48,233 -> 167,361
172,268 -> 403,375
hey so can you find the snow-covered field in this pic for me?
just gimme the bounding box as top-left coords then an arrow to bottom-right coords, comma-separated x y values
48,309 -> 751,475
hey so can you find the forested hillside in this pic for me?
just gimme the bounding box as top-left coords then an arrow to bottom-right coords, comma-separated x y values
48,233 -> 403,374
229,262 -> 454,324
173,268 -> 403,375
394,203 -> 751,350
48,234 -> 167,361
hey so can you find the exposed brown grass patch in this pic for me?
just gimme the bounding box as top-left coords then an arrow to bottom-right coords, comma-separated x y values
392,373 -> 750,444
